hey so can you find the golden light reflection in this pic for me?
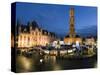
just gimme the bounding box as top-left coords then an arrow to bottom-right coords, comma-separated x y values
17,56 -> 34,71
44,55 -> 62,70
53,64 -> 62,70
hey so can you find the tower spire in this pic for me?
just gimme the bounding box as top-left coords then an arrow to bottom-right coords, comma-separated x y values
69,8 -> 76,38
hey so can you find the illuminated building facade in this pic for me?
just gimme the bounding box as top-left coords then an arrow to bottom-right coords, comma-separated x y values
64,8 -> 82,44
17,21 -> 56,48
85,37 -> 95,46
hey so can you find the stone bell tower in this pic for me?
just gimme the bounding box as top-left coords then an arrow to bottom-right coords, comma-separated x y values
69,8 -> 76,38
64,8 -> 82,44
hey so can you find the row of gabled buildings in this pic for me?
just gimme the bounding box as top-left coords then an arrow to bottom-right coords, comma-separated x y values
11,20 -> 57,48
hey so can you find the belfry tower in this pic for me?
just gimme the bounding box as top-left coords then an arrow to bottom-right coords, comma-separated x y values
69,8 -> 76,38
64,8 -> 82,44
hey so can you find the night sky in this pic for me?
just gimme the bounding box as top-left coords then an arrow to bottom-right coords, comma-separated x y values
16,2 -> 97,38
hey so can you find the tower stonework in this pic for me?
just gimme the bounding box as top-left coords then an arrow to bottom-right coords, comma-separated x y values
69,8 -> 76,38
64,8 -> 82,44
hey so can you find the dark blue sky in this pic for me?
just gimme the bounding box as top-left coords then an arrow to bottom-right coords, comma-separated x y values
16,2 -> 97,37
